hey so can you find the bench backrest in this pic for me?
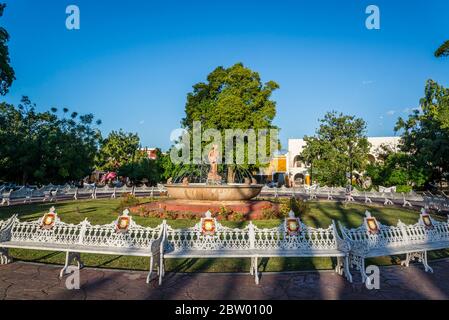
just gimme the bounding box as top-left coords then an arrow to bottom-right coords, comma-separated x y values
81,220 -> 164,249
252,220 -> 344,251
400,213 -> 449,244
1,210 -> 164,250
7,216 -> 83,245
165,219 -> 252,252
339,212 -> 406,249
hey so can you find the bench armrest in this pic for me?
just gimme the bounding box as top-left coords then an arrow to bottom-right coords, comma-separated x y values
333,221 -> 351,253
150,236 -> 163,256
149,221 -> 166,256
0,214 -> 16,242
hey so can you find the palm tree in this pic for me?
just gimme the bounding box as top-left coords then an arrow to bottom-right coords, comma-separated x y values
435,40 -> 449,58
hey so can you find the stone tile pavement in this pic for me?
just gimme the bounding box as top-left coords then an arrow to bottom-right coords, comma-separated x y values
1,259 -> 449,300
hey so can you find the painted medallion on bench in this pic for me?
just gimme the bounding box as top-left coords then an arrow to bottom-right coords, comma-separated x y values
115,209 -> 131,233
201,211 -> 216,236
285,211 -> 301,236
364,211 -> 380,234
420,208 -> 434,230
41,206 -> 58,230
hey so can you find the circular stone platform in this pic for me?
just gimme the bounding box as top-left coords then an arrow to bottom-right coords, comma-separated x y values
130,199 -> 280,220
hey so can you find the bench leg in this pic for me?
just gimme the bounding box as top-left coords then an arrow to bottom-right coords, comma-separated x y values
159,255 -> 165,285
0,248 -> 11,265
335,257 -> 344,275
60,252 -> 83,278
349,254 -> 366,283
344,255 -> 353,283
250,257 -> 254,275
254,256 -> 259,285
401,251 -> 433,273
146,256 -> 154,284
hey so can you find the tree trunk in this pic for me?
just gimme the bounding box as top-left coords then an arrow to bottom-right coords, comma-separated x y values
227,166 -> 235,183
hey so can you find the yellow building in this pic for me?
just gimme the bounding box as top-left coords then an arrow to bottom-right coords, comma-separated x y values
256,154 -> 288,186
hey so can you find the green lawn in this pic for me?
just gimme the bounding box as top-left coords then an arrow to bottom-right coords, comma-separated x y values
0,198 -> 447,273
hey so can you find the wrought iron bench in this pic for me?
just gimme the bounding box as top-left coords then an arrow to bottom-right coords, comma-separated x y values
1,189 -> 12,206
338,210 -> 449,282
162,211 -> 352,284
0,208 -> 165,284
251,212 -> 352,284
399,209 -> 449,272
162,211 -> 254,283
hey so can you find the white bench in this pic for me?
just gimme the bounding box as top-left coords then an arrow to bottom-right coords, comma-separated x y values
399,209 -> 449,272
162,211 -> 352,284
1,190 -> 11,206
0,208 -> 165,283
251,212 -> 352,283
162,211 -> 253,282
338,210 -> 449,282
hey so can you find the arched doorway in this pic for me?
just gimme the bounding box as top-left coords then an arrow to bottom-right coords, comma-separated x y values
293,155 -> 304,168
293,173 -> 305,185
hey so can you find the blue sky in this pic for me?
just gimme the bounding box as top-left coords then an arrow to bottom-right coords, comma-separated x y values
1,0 -> 449,150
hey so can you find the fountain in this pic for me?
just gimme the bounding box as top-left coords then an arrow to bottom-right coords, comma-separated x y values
164,144 -> 263,201
130,145 -> 275,219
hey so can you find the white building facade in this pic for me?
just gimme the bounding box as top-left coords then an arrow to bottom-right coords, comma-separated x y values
287,137 -> 400,186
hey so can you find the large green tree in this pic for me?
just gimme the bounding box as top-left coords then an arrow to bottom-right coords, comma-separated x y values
0,4 -> 15,96
95,130 -> 142,172
301,111 -> 370,186
118,149 -> 165,185
179,63 -> 280,179
0,97 -> 101,184
395,80 -> 449,186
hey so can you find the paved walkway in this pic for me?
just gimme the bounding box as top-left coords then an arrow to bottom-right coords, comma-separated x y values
1,260 -> 449,300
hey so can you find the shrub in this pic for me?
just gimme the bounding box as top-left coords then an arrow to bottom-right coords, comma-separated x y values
165,211 -> 178,220
262,208 -> 279,220
218,206 -> 232,221
290,197 -> 310,216
396,185 -> 412,193
118,193 -> 139,210
278,198 -> 291,217
232,212 -> 245,222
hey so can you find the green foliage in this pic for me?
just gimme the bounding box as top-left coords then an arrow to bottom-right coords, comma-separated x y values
289,197 -> 310,216
218,205 -> 232,221
180,63 -> 280,170
395,80 -> 449,186
232,212 -> 245,222
396,185 -> 412,193
118,149 -> 165,185
118,193 -> 139,210
96,130 -> 141,171
262,207 -> 279,220
0,4 -> 15,95
302,111 -> 370,186
0,97 -> 101,184
435,40 -> 449,58
365,145 -> 426,189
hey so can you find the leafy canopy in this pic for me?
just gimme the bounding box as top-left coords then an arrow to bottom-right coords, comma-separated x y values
395,80 -> 449,185
0,4 -> 15,95
0,97 -> 101,184
301,111 -> 370,186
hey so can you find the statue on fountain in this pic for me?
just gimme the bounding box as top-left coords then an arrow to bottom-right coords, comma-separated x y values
207,144 -> 222,184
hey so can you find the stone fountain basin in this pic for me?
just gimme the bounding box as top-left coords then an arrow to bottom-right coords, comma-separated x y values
164,183 -> 263,201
